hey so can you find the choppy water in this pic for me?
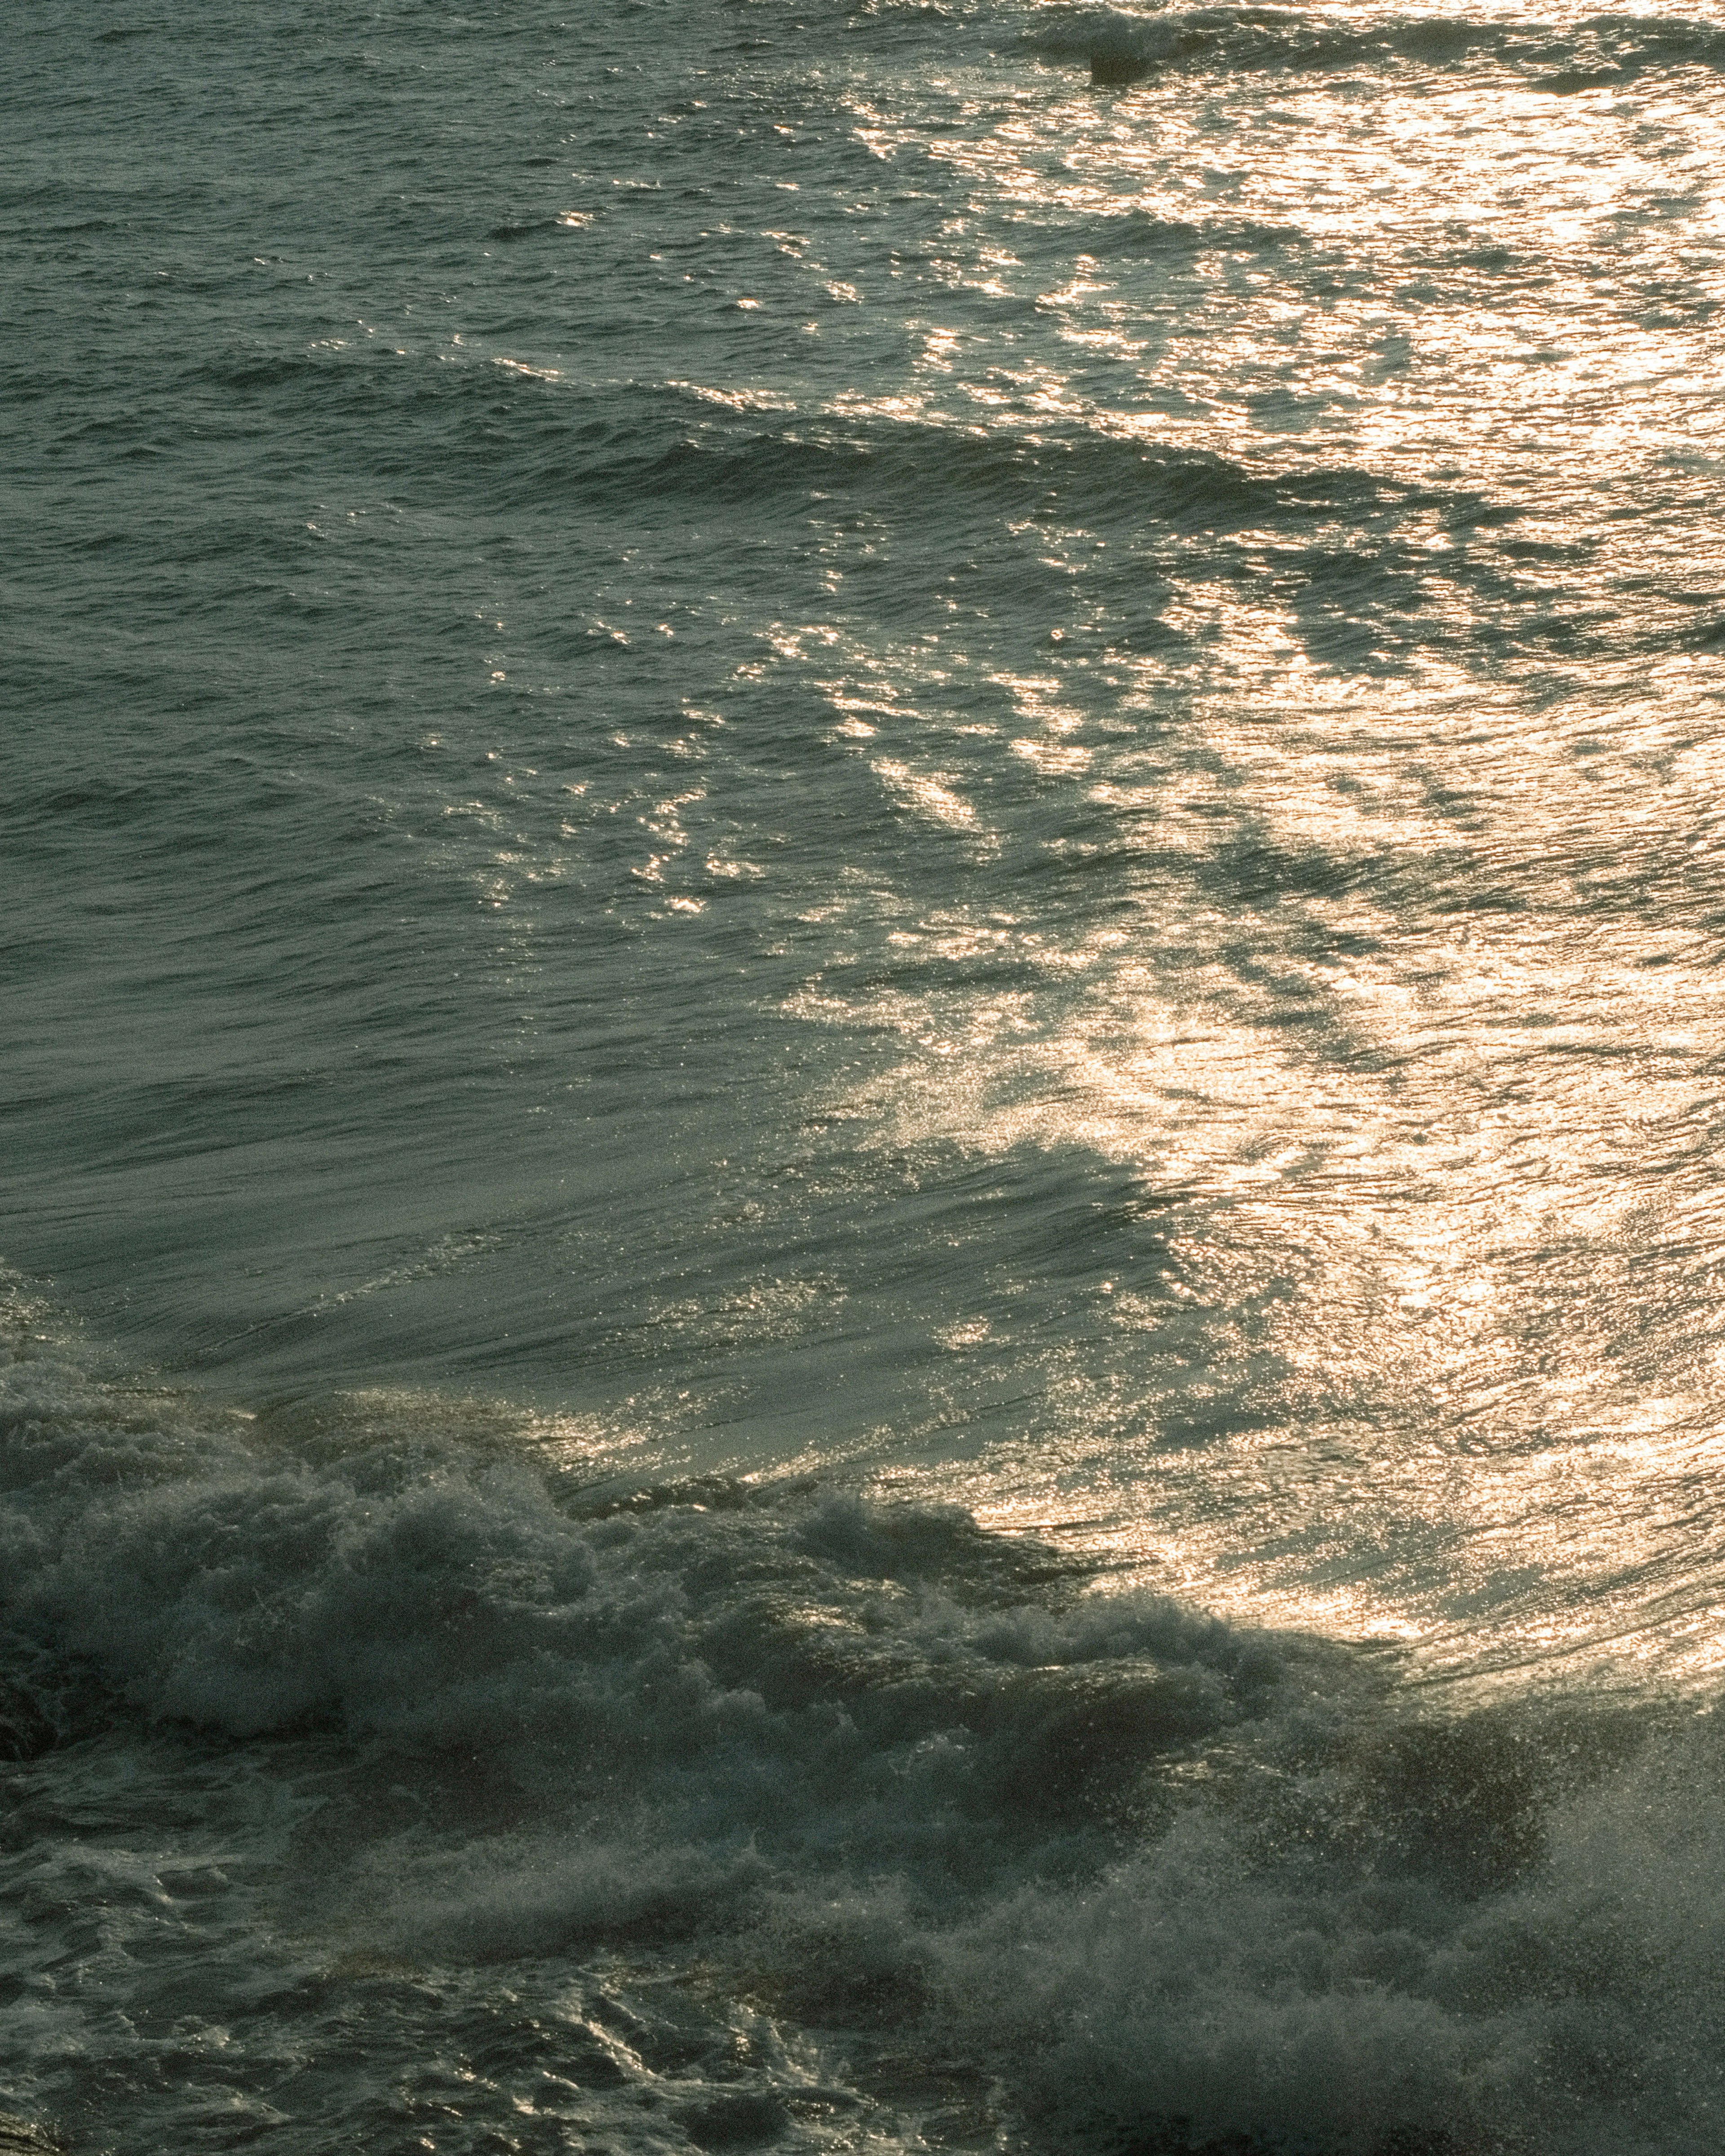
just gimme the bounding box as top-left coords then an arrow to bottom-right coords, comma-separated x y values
6,0 -> 1725,2149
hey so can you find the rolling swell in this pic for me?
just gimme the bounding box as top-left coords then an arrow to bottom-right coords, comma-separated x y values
95,345 -> 1409,533
1031,0 -> 1725,82
610,411 -> 1405,531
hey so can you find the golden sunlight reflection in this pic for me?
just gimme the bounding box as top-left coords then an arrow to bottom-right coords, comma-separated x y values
650,9 -> 1725,1692
798,549 -> 1725,1689
876,48 -> 1725,500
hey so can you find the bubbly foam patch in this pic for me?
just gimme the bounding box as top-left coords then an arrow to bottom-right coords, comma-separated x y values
4,1311 -> 1723,2154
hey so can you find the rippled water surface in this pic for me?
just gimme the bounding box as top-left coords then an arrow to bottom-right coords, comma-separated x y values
5,0 -> 1725,2149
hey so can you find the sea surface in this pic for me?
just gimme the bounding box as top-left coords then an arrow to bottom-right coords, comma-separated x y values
5,0 -> 1725,2149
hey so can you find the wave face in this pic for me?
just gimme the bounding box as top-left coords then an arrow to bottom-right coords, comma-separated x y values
8,0 -> 1725,2146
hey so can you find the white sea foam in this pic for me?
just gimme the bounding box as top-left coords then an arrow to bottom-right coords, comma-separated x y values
7,1309 -> 1725,2154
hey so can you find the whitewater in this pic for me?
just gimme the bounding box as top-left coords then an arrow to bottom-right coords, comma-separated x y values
5,0 -> 1725,2148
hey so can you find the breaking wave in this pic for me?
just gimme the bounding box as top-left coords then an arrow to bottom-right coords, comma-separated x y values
5,1296 -> 1725,2156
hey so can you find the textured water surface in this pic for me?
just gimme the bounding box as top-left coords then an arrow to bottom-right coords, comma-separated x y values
5,0 -> 1725,2148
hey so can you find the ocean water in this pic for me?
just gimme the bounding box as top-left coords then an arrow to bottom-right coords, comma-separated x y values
6,0 -> 1725,2148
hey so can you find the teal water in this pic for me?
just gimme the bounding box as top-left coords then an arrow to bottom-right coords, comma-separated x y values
6,1 -> 1725,2149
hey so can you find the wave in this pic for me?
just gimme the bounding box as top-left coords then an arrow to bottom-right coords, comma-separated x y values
603,410 -> 1410,531
74,315 -> 1423,539
1028,1 -> 1725,84
7,1289 -> 1725,2154
164,351 -> 1385,528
